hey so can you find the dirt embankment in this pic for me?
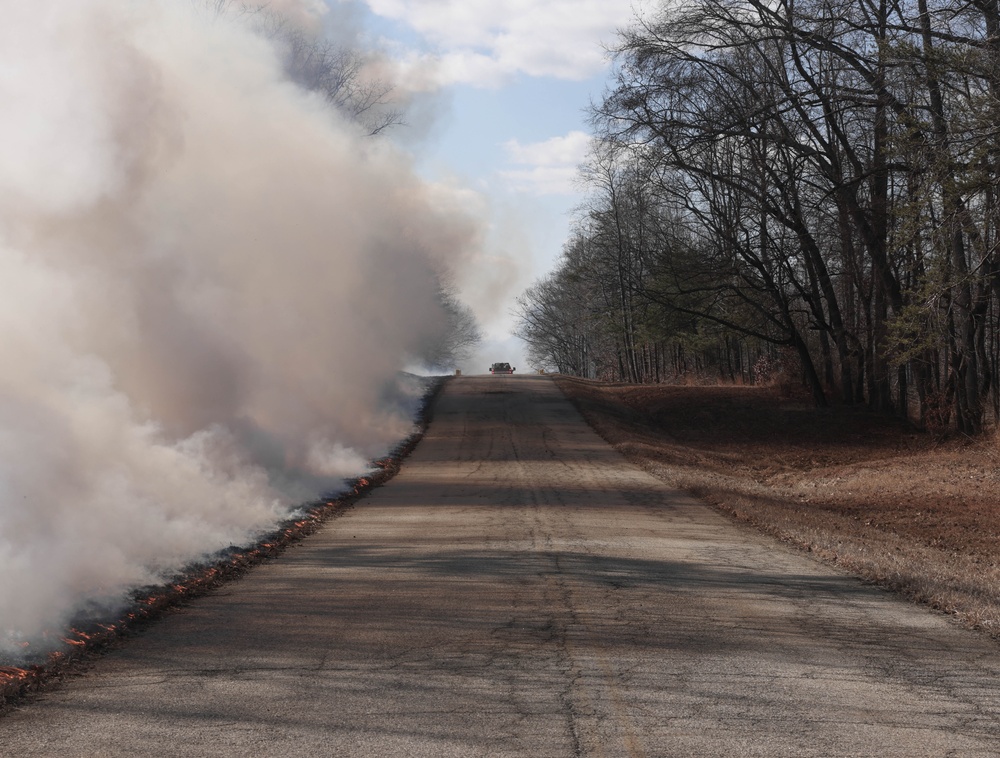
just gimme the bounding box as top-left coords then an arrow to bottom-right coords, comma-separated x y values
554,375 -> 1000,635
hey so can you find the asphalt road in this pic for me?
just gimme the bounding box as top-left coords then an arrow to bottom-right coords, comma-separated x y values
3,374 -> 1000,757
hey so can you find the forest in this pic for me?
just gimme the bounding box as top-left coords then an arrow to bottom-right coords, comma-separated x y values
516,0 -> 1000,434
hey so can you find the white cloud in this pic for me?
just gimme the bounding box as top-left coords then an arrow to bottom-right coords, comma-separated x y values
500,130 -> 592,195
357,0 -> 638,88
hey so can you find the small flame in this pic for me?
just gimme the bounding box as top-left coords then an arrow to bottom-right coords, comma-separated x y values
0,666 -> 31,682
1,665 -> 35,703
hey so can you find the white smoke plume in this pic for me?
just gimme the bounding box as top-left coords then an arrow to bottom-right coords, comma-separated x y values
0,0 -> 479,657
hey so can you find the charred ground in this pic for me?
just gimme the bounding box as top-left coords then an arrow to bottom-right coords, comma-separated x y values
555,376 -> 1000,635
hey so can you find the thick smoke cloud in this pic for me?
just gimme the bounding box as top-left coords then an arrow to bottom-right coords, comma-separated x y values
0,0 -> 479,657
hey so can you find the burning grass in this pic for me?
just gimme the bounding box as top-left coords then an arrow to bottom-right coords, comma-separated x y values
0,377 -> 447,711
554,375 -> 1000,638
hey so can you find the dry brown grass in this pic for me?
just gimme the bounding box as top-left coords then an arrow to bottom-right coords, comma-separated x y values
554,375 -> 1000,637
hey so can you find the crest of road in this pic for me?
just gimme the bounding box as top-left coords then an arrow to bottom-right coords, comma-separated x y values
4,375 -> 1000,756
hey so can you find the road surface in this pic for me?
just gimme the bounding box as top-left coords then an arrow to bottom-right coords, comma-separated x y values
3,375 -> 1000,756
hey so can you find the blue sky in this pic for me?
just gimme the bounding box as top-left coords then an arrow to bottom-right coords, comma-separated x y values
323,0 -> 643,369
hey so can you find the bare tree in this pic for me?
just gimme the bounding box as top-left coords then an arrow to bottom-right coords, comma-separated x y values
213,1 -> 405,135
519,0 -> 1000,430
419,285 -> 483,370
275,29 -> 404,136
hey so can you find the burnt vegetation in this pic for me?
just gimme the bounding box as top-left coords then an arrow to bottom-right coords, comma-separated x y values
517,0 -> 1000,436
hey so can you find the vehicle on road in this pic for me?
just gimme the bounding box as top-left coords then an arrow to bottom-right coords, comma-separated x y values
490,362 -> 515,375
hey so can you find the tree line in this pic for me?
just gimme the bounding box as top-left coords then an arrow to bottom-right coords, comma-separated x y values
516,0 -> 1000,433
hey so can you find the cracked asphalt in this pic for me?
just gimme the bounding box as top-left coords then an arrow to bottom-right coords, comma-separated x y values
4,374 -> 1000,756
